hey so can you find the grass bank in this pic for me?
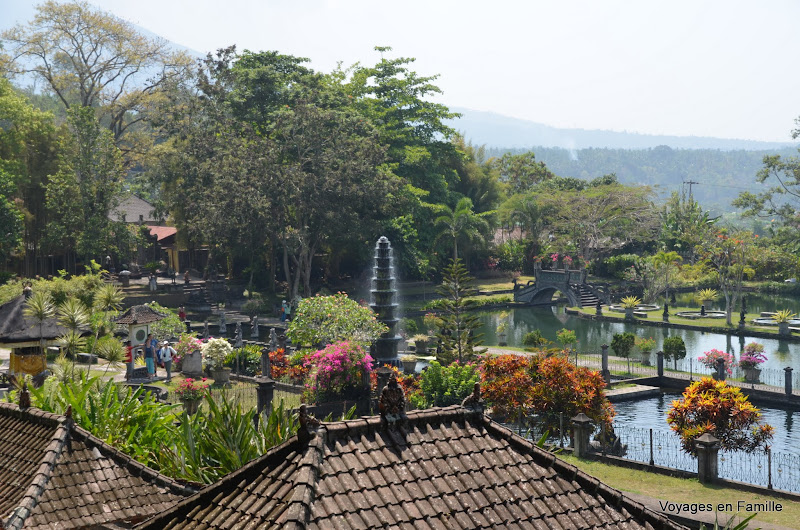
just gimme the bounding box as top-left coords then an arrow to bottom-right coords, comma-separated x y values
559,454 -> 798,528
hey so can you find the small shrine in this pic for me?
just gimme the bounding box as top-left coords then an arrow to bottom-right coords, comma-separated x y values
0,295 -> 68,377
112,304 -> 168,348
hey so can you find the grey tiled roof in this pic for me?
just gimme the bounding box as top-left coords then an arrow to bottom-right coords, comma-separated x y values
0,402 -> 194,529
112,304 -> 168,325
0,296 -> 70,343
137,406 -> 686,530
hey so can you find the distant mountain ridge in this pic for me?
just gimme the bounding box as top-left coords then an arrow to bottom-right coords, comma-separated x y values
446,107 -> 796,151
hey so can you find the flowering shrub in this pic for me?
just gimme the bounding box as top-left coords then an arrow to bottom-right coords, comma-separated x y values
481,353 -> 613,438
287,293 -> 388,348
201,337 -> 233,370
635,337 -> 656,354
667,378 -> 773,455
304,341 -> 373,402
698,348 -> 735,375
174,378 -> 209,401
739,342 -> 767,369
175,333 -> 204,364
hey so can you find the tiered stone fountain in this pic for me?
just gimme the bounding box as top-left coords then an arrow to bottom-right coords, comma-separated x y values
370,237 -> 401,364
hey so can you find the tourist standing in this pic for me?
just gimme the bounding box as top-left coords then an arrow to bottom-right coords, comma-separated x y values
159,341 -> 176,383
184,270 -> 190,285
281,300 -> 290,322
144,333 -> 156,378
178,305 -> 186,322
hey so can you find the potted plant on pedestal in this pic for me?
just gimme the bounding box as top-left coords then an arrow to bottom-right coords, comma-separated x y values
739,342 -> 767,383
698,348 -> 735,380
202,337 -> 233,385
635,337 -> 656,366
411,334 -> 429,354
772,309 -> 796,337
401,354 -> 418,374
620,296 -> 641,321
174,377 -> 209,414
695,288 -> 718,309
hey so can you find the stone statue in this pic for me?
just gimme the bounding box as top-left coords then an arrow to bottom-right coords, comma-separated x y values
251,315 -> 259,338
270,328 -> 278,352
595,300 -> 602,316
234,322 -> 243,348
379,374 -> 405,418
203,319 -> 210,339
218,312 -> 227,336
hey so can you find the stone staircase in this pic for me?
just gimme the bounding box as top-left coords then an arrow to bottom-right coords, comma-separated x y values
573,283 -> 600,308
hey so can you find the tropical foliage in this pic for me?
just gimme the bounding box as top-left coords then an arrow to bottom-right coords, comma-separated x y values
286,293 -> 387,348
667,378 -> 773,455
480,354 -> 613,439
407,360 -> 479,409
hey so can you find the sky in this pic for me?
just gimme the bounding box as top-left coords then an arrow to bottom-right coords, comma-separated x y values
2,0 -> 799,143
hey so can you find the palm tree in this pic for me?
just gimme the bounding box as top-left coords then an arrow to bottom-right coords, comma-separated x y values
653,250 -> 682,303
96,336 -> 125,377
434,197 -> 492,265
90,283 -> 124,356
57,297 -> 90,380
23,291 -> 55,369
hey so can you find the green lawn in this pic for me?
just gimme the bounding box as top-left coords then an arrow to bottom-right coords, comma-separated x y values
559,454 -> 799,528
573,305 -> 796,338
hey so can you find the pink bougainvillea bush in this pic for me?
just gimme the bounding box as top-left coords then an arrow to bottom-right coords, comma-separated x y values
698,348 -> 736,375
304,341 -> 373,402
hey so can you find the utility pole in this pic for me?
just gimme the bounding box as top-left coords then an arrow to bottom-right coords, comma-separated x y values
683,180 -> 699,200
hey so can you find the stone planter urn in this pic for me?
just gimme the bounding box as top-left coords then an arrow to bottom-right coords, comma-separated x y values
414,339 -> 428,354
211,367 -> 231,386
401,358 -> 417,374
181,350 -> 203,378
181,398 -> 201,415
497,332 -> 508,346
639,352 -> 652,366
744,367 -> 762,383
702,299 -> 714,309
624,308 -> 635,321
778,322 -> 791,337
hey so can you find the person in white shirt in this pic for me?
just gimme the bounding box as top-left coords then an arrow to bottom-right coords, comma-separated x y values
159,340 -> 177,383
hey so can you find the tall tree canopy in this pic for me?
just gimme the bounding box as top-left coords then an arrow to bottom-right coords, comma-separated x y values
1,0 -> 191,159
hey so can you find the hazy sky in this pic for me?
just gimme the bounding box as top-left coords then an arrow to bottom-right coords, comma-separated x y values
3,0 -> 799,142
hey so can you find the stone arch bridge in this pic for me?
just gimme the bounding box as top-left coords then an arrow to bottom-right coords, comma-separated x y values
514,265 -> 610,307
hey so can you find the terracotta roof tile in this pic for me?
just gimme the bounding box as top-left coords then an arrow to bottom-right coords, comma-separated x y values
0,402 -> 194,529
136,406 -> 688,530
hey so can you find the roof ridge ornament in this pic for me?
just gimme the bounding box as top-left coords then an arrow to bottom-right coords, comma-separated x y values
19,382 -> 31,409
298,405 -> 320,445
379,373 -> 406,427
461,382 -> 485,415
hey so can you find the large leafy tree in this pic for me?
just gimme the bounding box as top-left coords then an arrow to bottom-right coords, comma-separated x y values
659,190 -> 717,260
0,77 -> 63,276
1,0 -> 191,160
698,230 -> 756,326
652,250 -> 682,302
489,151 -> 556,194
538,178 -> 658,263
45,106 -> 127,267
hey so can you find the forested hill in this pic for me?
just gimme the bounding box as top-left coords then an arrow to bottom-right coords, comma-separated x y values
486,145 -> 799,212
450,107 -> 794,151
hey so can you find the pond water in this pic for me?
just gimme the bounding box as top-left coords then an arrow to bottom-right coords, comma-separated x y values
613,392 -> 800,457
464,292 -> 800,371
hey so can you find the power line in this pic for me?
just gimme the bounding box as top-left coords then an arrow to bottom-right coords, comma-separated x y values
683,180 -> 699,199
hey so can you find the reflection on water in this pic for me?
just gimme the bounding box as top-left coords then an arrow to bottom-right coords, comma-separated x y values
460,291 -> 800,370
613,393 -> 800,456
